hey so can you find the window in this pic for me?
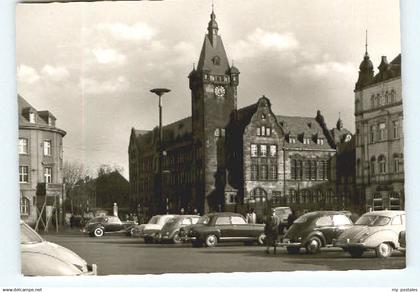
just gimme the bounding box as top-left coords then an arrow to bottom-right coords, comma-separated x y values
371,95 -> 375,108
394,154 -> 404,173
269,145 -> 277,157
260,165 -> 268,180
44,140 -> 51,156
370,157 -> 376,176
376,94 -> 381,107
266,127 -> 271,136
317,138 -> 324,145
316,216 -> 333,227
20,197 -> 30,216
392,120 -> 400,139
261,126 -> 266,136
29,112 -> 36,123
269,165 -> 277,180
289,136 -> 296,144
44,167 -> 52,183
19,166 -> 29,183
378,123 -> 386,141
48,116 -> 53,126
259,145 -> 267,157
228,193 -> 236,204
370,125 -> 376,143
289,189 -> 296,203
181,218 -> 192,225
378,155 -> 386,174
303,138 -> 311,144
19,138 -> 28,154
390,89 -> 396,103
256,127 -> 261,136
231,216 -> 247,225
261,113 -> 266,120
250,144 -> 258,157
214,128 -> 220,137
215,216 -> 230,225
251,165 -> 258,180
333,215 -> 352,226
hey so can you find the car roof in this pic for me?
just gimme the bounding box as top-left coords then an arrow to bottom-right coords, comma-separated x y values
173,215 -> 200,218
303,211 -> 350,218
204,212 -> 243,217
364,210 -> 405,216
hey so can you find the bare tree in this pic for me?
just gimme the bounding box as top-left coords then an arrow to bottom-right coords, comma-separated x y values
63,161 -> 90,212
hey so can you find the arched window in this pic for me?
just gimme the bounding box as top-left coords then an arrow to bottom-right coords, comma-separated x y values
289,189 -> 296,203
393,153 -> 404,173
385,91 -> 390,104
250,187 -> 267,203
390,89 -> 396,103
370,156 -> 376,176
20,196 -> 30,216
378,155 -> 386,174
376,94 -> 381,107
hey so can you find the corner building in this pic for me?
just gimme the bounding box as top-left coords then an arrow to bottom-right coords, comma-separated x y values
129,10 -> 352,217
354,48 -> 404,211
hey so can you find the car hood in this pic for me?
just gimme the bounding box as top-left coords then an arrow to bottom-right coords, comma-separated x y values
338,225 -> 377,240
21,240 -> 87,269
138,223 -> 163,231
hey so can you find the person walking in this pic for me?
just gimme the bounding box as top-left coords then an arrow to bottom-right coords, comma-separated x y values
287,209 -> 297,230
246,208 -> 257,224
264,212 -> 280,254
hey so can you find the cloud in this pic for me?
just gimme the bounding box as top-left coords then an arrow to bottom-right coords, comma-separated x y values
79,76 -> 129,95
297,61 -> 355,78
92,48 -> 126,65
41,65 -> 70,82
231,28 -> 299,60
96,22 -> 156,41
17,64 -> 40,84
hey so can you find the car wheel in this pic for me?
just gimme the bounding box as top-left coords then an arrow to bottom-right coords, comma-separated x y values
305,237 -> 321,254
348,248 -> 364,258
205,234 -> 218,247
192,240 -> 203,247
376,242 -> 393,258
93,227 -> 104,237
257,233 -> 266,246
287,247 -> 300,254
172,232 -> 182,244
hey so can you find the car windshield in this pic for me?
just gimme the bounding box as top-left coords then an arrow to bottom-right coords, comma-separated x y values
148,216 -> 160,224
197,215 -> 211,225
294,213 -> 312,223
355,215 -> 391,226
89,217 -> 105,223
21,223 -> 43,244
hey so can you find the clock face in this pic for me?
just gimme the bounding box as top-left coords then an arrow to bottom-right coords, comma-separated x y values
214,86 -> 225,98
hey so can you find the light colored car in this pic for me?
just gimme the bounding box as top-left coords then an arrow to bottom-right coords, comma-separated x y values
21,221 -> 97,276
334,210 -> 405,258
131,214 -> 176,243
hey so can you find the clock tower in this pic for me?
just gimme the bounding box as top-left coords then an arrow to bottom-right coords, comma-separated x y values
189,7 -> 240,213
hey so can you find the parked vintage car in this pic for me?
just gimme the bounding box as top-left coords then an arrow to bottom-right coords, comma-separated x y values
181,212 -> 265,247
399,230 -> 406,255
82,215 -> 137,237
131,214 -> 176,243
155,215 -> 200,244
21,221 -> 97,276
279,211 -> 353,254
334,210 -> 406,258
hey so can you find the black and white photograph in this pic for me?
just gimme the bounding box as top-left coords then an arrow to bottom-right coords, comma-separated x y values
15,0 -> 408,277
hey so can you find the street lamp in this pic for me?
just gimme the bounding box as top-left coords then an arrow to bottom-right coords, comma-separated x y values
150,88 -> 170,214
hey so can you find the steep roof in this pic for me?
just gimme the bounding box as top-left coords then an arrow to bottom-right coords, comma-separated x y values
196,34 -> 230,75
371,54 -> 401,85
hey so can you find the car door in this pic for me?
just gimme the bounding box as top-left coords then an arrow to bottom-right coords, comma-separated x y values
331,214 -> 353,243
214,216 -> 234,239
314,215 -> 334,244
230,216 -> 250,238
107,217 -> 122,232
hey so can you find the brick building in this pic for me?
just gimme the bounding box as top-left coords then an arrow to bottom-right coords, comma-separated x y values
128,9 -> 353,218
18,95 -> 66,225
354,46 -> 404,211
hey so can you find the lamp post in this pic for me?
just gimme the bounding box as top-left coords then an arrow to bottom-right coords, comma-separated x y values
150,88 -> 170,214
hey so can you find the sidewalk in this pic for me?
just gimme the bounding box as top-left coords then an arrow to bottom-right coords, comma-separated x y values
37,225 -> 84,236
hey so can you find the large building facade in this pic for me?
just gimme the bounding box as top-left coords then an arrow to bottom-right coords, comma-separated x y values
129,10 -> 353,218
354,48 -> 404,211
18,95 -> 66,225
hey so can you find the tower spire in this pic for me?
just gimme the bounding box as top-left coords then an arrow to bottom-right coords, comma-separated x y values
365,29 -> 368,56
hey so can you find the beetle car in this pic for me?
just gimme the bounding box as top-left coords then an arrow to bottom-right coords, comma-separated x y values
155,215 -> 200,244
181,212 -> 265,247
21,221 -> 97,276
131,214 -> 176,243
82,215 -> 137,237
279,211 -> 353,254
334,210 -> 405,258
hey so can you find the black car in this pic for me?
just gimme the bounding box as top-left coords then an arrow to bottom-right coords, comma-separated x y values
181,212 -> 265,247
82,215 -> 137,237
279,211 -> 353,254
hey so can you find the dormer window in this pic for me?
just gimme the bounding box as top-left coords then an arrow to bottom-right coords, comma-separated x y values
212,56 -> 221,65
261,113 -> 266,120
289,136 -> 296,144
317,138 -> 324,145
303,138 -> 311,145
261,126 -> 266,136
29,112 -> 36,123
266,127 -> 271,136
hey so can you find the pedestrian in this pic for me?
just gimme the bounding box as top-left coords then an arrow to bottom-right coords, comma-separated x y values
180,208 -> 185,215
264,211 -> 280,254
70,213 -> 75,229
287,209 -> 297,230
246,208 -> 257,224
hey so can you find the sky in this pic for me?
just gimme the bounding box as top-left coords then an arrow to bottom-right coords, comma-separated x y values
16,0 -> 401,179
